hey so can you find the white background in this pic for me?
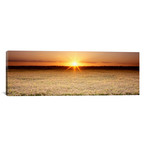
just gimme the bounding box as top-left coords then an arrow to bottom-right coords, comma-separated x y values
0,0 -> 148,148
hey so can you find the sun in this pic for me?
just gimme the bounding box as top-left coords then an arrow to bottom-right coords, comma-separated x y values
66,61 -> 81,71
72,62 -> 78,66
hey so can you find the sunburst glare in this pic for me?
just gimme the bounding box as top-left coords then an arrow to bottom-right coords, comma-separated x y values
66,61 -> 81,71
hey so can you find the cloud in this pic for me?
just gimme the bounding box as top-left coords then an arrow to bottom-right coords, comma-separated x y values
8,60 -> 65,63
101,61 -> 113,64
80,61 -> 113,64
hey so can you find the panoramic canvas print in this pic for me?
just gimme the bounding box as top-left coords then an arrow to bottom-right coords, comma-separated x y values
6,51 -> 139,96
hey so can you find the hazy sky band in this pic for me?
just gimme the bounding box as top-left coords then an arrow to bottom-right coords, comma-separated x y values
7,51 -> 139,66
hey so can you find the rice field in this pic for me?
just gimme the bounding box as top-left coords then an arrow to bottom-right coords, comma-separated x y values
7,69 -> 139,96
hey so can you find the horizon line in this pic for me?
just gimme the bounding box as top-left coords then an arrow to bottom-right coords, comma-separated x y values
6,65 -> 139,67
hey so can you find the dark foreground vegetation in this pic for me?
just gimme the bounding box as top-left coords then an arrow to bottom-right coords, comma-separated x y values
7,66 -> 139,70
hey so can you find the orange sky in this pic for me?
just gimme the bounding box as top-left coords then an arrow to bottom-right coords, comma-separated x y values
7,51 -> 139,66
